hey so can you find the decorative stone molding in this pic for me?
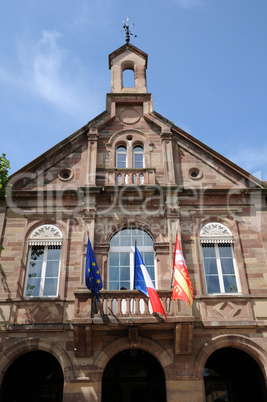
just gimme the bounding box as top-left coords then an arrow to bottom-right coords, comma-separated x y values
200,222 -> 233,244
29,224 -> 63,246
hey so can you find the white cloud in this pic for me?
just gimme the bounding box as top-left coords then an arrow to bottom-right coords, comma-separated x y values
0,30 -> 103,121
174,0 -> 203,9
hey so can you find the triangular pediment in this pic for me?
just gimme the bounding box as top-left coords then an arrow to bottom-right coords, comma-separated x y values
109,43 -> 148,69
148,110 -> 266,190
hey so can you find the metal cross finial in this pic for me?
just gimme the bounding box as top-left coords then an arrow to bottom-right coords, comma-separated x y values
122,17 -> 137,43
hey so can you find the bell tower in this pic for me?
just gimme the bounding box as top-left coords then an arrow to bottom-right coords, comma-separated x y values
109,43 -> 148,94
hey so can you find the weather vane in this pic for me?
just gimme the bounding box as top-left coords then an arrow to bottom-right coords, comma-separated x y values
122,17 -> 137,43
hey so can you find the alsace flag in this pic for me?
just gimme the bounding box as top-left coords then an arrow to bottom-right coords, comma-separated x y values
171,236 -> 194,307
134,246 -> 167,320
85,237 -> 103,301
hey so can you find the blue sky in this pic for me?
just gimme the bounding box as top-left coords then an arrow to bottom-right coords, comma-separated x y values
1,0 -> 267,180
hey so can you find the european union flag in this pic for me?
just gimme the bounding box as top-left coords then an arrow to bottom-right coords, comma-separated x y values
85,237 -> 103,301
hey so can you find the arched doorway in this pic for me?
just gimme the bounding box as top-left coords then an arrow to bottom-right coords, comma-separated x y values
102,349 -> 166,402
0,351 -> 64,402
204,347 -> 267,402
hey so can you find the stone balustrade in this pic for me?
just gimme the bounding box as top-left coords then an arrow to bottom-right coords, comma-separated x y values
105,168 -> 156,186
73,289 -> 192,322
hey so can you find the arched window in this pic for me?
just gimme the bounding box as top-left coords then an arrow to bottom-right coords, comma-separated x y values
116,146 -> 127,169
24,225 -> 62,297
133,145 -> 144,168
200,222 -> 239,294
108,228 -> 155,290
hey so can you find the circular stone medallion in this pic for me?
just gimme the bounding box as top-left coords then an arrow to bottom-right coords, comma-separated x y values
119,108 -> 140,124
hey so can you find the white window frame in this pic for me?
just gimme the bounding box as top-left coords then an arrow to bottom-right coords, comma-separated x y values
200,222 -> 240,295
202,243 -> 240,294
116,145 -> 127,169
133,145 -> 144,169
24,224 -> 63,298
108,229 -> 156,291
24,245 -> 61,297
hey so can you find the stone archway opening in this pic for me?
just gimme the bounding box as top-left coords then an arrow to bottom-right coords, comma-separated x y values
204,347 -> 267,402
102,349 -> 166,402
0,351 -> 64,402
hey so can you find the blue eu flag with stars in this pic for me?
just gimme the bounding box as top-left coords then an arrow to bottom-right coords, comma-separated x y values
85,237 -> 103,301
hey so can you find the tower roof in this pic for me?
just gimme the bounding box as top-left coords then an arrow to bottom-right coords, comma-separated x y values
109,43 -> 148,70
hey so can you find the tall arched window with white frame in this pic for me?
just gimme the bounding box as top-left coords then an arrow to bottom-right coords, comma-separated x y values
24,225 -> 62,297
200,222 -> 240,294
116,145 -> 127,169
108,228 -> 155,291
133,145 -> 144,169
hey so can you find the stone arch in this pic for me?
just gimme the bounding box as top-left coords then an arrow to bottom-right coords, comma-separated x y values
106,129 -> 152,169
0,337 -> 74,384
99,218 -> 157,244
106,129 -> 150,148
92,336 -> 176,384
194,334 -> 267,381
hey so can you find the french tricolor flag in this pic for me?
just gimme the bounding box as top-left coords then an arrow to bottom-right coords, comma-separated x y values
134,246 -> 167,321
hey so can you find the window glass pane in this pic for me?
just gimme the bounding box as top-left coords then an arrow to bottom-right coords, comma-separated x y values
203,258 -> 218,275
206,275 -> 220,293
218,244 -> 232,258
109,282 -> 119,290
221,258 -> 235,275
143,234 -> 153,246
202,245 -> 216,258
29,261 -> 42,277
134,146 -> 143,152
117,162 -> 126,169
47,247 -> 61,260
109,266 -> 119,281
133,146 -> 144,168
26,278 -> 41,297
134,154 -> 143,162
120,252 -> 130,266
120,266 -> 130,281
121,236 -> 131,246
117,146 -> 126,152
109,253 -> 119,266
120,281 -> 130,290
43,278 -> 58,296
117,154 -> 126,162
46,261 -> 60,277
110,235 -> 119,247
142,252 -> 154,266
223,275 -> 238,292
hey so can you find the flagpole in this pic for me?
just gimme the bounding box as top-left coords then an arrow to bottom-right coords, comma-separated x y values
169,231 -> 178,313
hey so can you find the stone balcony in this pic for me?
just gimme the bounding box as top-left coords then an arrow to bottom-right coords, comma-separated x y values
104,168 -> 156,186
73,289 -> 193,324
72,289 -> 195,357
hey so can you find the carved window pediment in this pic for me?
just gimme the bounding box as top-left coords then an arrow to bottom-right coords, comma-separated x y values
29,225 -> 63,246
200,222 -> 233,244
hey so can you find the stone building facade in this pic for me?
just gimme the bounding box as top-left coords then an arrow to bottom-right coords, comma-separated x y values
0,42 -> 267,401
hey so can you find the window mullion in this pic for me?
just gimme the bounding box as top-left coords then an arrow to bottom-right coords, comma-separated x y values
215,244 -> 225,293
40,246 -> 48,297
